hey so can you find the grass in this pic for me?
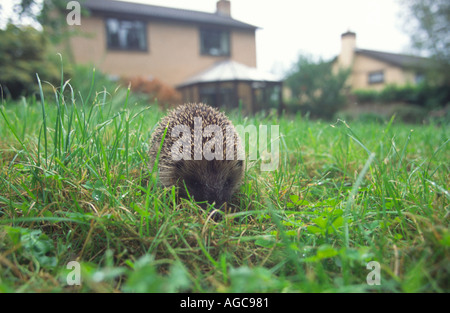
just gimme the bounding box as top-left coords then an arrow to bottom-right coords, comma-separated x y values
0,71 -> 449,293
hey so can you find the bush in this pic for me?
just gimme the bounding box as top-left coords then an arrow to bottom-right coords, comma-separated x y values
67,65 -> 113,100
357,112 -> 386,124
353,83 -> 450,108
378,84 -> 420,104
353,89 -> 379,103
285,54 -> 350,119
415,83 -> 450,108
66,65 -> 150,108
0,24 -> 60,99
123,76 -> 181,107
392,105 -> 429,124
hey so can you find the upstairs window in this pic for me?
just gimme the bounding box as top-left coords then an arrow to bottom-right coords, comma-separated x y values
106,18 -> 147,51
200,28 -> 230,56
368,71 -> 384,84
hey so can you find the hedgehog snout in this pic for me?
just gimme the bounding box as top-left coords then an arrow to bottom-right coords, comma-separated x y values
184,177 -> 232,210
196,182 -> 229,208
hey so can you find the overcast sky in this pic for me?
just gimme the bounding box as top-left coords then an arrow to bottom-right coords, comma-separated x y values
126,0 -> 412,76
1,0 -> 413,76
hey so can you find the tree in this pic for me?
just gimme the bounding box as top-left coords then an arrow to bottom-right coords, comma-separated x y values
0,24 -> 60,99
400,0 -> 450,85
285,54 -> 350,119
0,0 -> 87,98
13,0 -> 85,44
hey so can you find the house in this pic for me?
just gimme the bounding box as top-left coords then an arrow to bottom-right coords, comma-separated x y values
333,31 -> 430,91
68,0 -> 282,111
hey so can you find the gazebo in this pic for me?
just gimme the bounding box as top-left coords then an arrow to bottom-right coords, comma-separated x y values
177,60 -> 283,114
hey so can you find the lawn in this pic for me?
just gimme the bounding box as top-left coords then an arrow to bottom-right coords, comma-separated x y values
0,74 -> 448,293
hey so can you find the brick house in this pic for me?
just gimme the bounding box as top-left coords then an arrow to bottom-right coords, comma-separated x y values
334,31 -> 430,91
67,0 -> 282,111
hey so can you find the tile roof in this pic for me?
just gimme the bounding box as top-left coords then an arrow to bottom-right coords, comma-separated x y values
355,48 -> 431,69
83,0 -> 258,30
177,60 -> 281,87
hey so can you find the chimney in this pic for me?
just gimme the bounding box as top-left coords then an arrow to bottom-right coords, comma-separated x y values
216,0 -> 231,17
339,31 -> 356,68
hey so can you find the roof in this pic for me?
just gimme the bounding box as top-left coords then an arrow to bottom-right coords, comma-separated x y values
177,60 -> 282,88
355,48 -> 431,69
83,0 -> 258,30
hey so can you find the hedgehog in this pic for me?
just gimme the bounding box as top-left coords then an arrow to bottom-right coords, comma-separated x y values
149,103 -> 244,211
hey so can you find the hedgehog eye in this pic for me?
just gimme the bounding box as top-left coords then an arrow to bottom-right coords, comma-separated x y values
225,177 -> 233,187
185,177 -> 201,188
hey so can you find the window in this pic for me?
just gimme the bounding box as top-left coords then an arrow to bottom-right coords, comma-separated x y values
106,18 -> 147,51
415,73 -> 425,84
200,28 -> 230,56
199,85 -> 234,108
368,71 -> 384,84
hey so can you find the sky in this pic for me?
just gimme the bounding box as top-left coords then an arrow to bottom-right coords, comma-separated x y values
1,0 -> 413,77
122,0 -> 412,76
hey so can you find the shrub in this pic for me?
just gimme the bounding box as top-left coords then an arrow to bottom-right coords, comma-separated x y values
0,24 -> 60,99
353,89 -> 379,103
416,83 -> 450,108
123,76 -> 182,107
357,112 -> 386,124
353,83 -> 450,108
378,85 -> 400,103
392,105 -> 429,124
66,65 -> 150,108
285,54 -> 350,119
